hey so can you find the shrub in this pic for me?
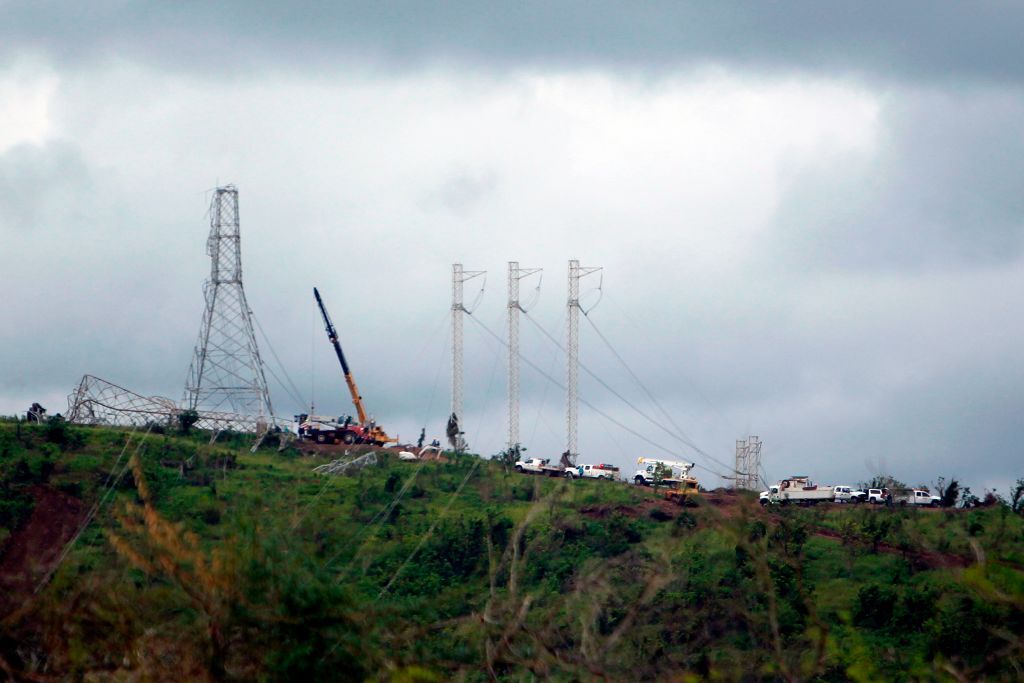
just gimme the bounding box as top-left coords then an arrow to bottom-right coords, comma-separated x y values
177,409 -> 200,434
853,584 -> 896,629
649,507 -> 673,522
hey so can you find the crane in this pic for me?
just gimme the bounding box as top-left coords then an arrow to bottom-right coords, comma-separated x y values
301,287 -> 394,446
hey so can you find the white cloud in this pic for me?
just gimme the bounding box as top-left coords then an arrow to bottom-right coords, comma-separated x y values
0,63 -> 58,153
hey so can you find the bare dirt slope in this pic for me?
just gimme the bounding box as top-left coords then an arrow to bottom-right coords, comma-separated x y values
0,486 -> 83,615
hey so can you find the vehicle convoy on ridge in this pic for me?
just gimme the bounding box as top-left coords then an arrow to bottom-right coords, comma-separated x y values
297,288 -> 396,447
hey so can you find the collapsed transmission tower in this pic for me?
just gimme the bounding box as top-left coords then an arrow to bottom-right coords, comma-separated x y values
507,261 -> 541,454
734,436 -> 762,490
566,259 -> 602,466
451,263 -> 485,450
67,375 -> 265,433
183,186 -> 274,426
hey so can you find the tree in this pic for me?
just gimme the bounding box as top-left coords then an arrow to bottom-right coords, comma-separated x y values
177,409 -> 200,434
934,476 -> 961,508
1010,478 -> 1024,514
26,402 -> 46,423
862,474 -> 907,491
960,486 -> 980,509
651,462 -> 672,489
493,444 -> 524,472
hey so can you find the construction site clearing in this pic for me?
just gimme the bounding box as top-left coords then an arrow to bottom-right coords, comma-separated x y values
56,187 -> 987,518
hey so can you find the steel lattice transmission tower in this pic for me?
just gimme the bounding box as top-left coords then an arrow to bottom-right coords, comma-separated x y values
566,259 -> 602,466
734,435 -> 762,490
507,261 -> 541,454
451,263 -> 485,449
184,186 -> 274,425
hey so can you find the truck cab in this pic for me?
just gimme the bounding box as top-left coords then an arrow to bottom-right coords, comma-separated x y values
759,485 -> 780,506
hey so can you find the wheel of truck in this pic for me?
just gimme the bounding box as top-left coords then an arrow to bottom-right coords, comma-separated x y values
759,498 -> 768,507
634,475 -> 645,486
564,470 -> 576,479
516,465 -> 524,473
342,432 -> 355,445
931,501 -> 939,508
781,498 -> 790,506
316,433 -> 326,444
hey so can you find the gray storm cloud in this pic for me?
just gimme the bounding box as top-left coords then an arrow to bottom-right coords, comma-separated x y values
1,4 -> 1023,495
3,2 -> 1024,84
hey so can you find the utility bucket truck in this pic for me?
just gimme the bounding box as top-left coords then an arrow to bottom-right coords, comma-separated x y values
634,458 -> 695,486
298,288 -> 396,447
634,458 -> 699,503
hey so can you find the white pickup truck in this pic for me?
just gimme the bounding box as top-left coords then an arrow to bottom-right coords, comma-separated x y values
515,458 -> 564,477
893,489 -> 941,507
565,463 -> 620,480
867,488 -> 888,504
833,486 -> 867,503
866,488 -> 941,506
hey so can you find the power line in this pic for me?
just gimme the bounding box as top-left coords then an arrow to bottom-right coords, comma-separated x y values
466,313 -> 685,464
35,424 -> 152,594
378,459 -> 482,597
520,311 -> 741,480
253,314 -> 308,411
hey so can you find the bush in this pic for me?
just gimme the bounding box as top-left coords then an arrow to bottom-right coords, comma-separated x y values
853,584 -> 896,629
649,507 -> 673,522
929,595 -> 994,664
177,409 -> 200,434
56,481 -> 83,498
43,418 -> 86,450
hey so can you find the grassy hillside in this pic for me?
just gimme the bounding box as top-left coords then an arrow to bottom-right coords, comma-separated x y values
1,420 -> 1023,681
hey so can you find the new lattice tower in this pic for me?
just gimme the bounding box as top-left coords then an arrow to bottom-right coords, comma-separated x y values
184,186 -> 274,424
734,436 -> 762,490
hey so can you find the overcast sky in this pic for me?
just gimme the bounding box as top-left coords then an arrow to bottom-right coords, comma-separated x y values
2,2 -> 1023,493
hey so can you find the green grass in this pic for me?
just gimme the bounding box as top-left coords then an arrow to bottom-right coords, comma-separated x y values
1,422 -> 1023,680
